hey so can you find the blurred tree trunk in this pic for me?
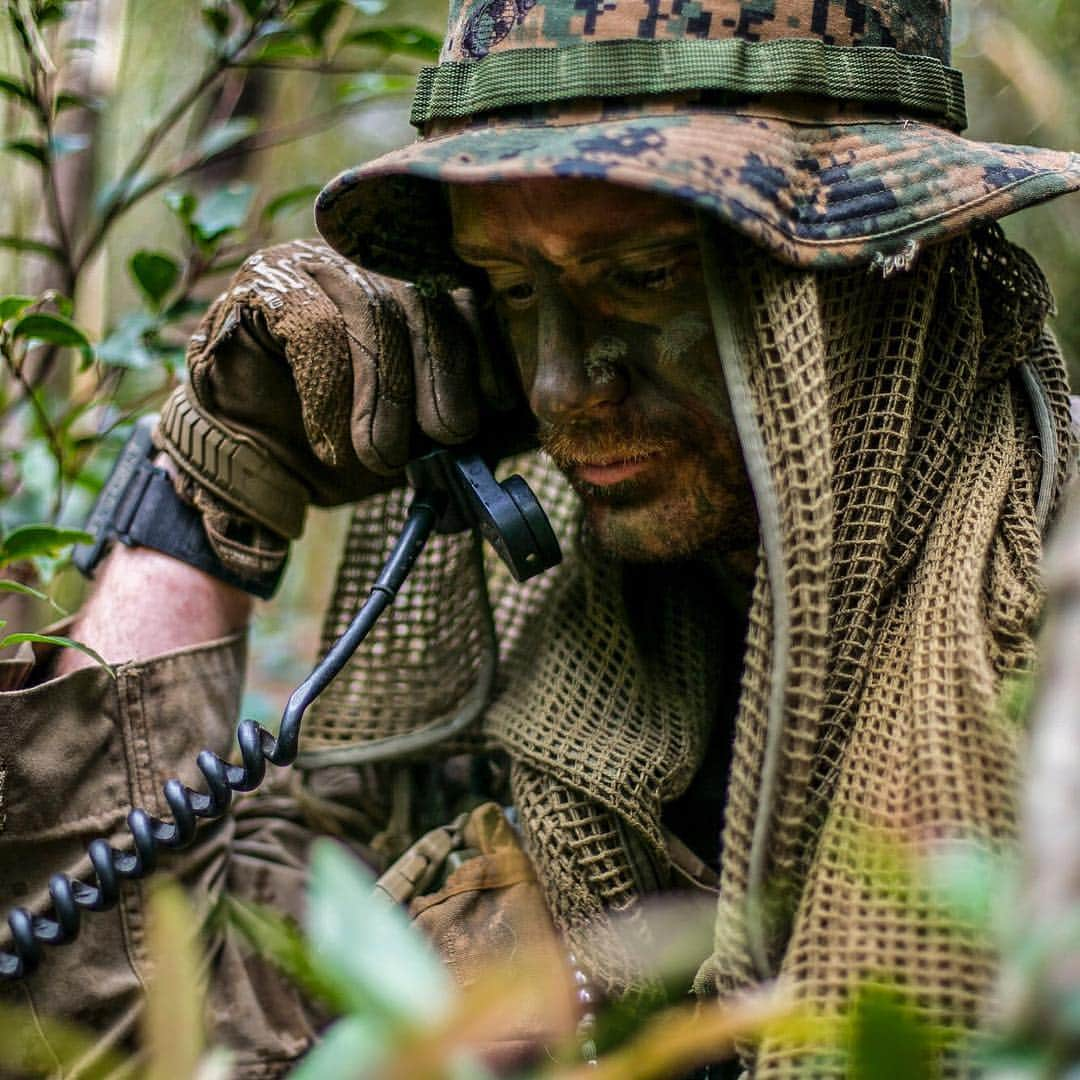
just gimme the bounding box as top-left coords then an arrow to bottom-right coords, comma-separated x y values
995,480 -> 1080,1067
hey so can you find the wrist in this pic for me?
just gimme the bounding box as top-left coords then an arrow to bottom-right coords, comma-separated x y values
75,416 -> 287,600
57,546 -> 252,675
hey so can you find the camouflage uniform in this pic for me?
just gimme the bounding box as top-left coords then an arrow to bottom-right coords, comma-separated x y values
2,1 -> 1079,1077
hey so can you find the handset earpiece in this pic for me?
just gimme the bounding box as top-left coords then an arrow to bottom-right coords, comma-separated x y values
405,448 -> 561,582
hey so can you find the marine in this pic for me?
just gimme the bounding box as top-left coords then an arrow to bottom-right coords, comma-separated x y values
1,0 -> 1078,1076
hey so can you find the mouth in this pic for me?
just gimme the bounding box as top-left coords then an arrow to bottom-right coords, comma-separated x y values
541,422 -> 680,494
573,451 -> 664,487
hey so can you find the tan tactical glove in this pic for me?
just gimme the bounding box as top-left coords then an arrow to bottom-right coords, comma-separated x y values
156,239 -> 514,580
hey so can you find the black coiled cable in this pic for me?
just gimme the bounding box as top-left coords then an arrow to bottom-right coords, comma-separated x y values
0,492 -> 441,981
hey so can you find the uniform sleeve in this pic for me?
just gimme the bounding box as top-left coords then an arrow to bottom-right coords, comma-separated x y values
0,634 -> 324,1076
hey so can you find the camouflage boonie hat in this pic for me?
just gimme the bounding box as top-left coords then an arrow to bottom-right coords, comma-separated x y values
316,0 -> 1080,280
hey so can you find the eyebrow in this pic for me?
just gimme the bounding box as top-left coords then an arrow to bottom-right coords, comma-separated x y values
452,227 -> 700,268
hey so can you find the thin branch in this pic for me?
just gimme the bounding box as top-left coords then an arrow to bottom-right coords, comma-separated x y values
95,387 -> 176,441
14,0 -> 56,77
73,19 -> 269,273
39,124 -> 76,293
85,94 -> 398,223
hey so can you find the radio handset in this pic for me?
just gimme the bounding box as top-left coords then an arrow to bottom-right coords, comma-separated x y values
406,447 -> 560,581
1,439 -> 560,980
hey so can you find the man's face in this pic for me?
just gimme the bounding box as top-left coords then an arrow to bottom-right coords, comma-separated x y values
450,179 -> 757,562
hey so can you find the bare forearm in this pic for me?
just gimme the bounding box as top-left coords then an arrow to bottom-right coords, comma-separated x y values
56,545 -> 253,675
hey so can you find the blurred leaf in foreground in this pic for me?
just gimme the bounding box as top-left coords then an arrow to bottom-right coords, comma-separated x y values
0,1001 -> 128,1078
305,839 -> 454,1023
847,984 -> 943,1080
143,882 -> 213,1080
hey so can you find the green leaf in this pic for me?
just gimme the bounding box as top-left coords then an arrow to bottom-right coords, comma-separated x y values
10,312 -> 93,366
0,235 -> 65,262
922,843 -> 1005,933
164,188 -> 198,225
305,840 -> 453,1021
190,183 -> 255,244
0,633 -> 113,676
46,291 -> 74,317
237,0 -> 267,16
0,295 -> 36,321
96,170 -> 157,214
161,296 -> 208,324
3,138 -> 47,165
129,250 -> 180,308
250,34 -> 318,61
0,579 -> 67,615
0,74 -> 35,106
848,984 -> 939,1080
224,897 -> 352,1014
55,89 -> 102,112
196,117 -> 258,162
35,2 -> 69,27
337,72 -> 415,104
345,25 -> 441,60
96,310 -> 160,369
0,524 -> 92,565
261,184 -> 321,223
287,1016 -> 388,1080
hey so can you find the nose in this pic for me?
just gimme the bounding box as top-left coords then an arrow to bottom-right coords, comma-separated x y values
527,283 -> 628,425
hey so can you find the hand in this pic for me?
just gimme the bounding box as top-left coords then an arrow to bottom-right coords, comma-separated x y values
157,239 -> 516,554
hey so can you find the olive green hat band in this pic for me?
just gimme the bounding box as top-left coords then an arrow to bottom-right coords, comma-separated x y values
412,38 -> 967,132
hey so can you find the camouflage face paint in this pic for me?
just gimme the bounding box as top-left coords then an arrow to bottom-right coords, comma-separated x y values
450,178 -> 758,563
657,312 -> 712,369
584,335 -> 630,382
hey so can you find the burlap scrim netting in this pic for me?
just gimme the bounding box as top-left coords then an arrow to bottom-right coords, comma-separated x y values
301,223 -> 1074,1076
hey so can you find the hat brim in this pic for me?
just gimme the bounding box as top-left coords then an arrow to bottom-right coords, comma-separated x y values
315,103 -> 1080,282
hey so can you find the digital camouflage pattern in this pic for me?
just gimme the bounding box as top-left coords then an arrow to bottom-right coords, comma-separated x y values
442,0 -> 951,62
315,0 -> 1080,276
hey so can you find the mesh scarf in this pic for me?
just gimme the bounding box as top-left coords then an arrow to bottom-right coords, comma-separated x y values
301,224 -> 1074,1074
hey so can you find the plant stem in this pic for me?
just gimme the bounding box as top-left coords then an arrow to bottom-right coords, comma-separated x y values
40,122 -> 77,297
95,94 -> 392,218
73,18 -> 268,275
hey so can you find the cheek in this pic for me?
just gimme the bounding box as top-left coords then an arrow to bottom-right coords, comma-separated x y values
656,312 -> 713,370
496,308 -> 538,389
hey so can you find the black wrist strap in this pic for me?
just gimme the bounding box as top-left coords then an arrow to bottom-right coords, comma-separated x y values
73,417 -> 283,600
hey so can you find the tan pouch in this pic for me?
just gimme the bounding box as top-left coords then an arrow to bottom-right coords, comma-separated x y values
373,802 -> 574,1069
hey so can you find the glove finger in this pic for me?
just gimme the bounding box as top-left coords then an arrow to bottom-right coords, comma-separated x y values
221,243 -> 356,474
396,284 -> 480,446
312,261 -> 415,475
306,250 -> 417,474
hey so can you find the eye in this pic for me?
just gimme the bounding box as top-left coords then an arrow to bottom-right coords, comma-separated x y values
610,263 -> 678,292
496,281 -> 536,310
